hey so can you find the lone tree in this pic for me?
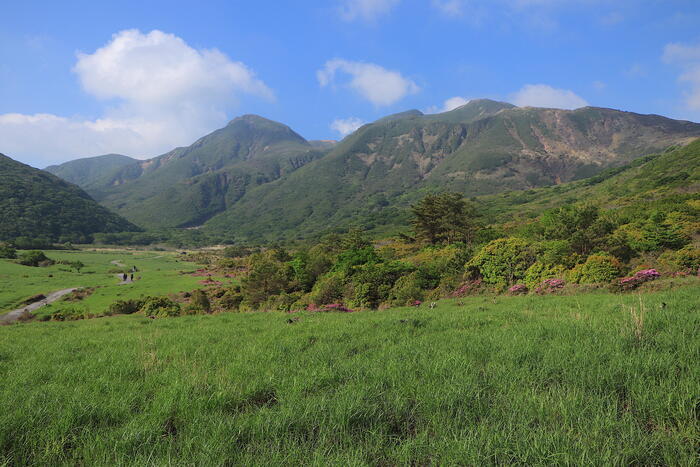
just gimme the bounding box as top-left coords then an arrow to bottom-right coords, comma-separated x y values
411,192 -> 478,245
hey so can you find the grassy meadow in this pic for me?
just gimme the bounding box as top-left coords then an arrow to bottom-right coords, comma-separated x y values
0,250 -> 215,316
1,286 -> 698,465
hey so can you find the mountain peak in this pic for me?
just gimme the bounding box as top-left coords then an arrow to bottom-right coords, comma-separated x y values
376,109 -> 424,123
428,98 -> 514,123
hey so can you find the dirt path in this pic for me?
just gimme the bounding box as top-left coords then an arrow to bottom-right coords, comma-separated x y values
115,274 -> 134,285
110,260 -> 126,268
1,288 -> 77,324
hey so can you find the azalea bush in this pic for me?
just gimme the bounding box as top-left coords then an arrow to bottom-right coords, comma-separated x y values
508,284 -> 528,295
618,269 -> 661,291
535,279 -> 565,294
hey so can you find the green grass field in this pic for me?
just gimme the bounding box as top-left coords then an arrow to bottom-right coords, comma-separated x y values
0,250 -> 213,316
1,287 -> 698,464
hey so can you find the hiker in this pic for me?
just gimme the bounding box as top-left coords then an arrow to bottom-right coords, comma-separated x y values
132,266 -> 138,272
122,273 -> 127,281
130,273 -> 134,281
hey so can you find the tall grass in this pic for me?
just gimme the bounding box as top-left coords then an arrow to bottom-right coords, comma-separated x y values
0,288 -> 698,464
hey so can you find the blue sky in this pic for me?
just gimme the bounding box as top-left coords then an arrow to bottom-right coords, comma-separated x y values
1,0 -> 700,167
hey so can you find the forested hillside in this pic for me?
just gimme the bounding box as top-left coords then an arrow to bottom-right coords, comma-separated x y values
45,154 -> 136,187
0,153 -> 138,243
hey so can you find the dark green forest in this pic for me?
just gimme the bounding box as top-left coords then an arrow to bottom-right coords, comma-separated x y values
0,153 -> 138,244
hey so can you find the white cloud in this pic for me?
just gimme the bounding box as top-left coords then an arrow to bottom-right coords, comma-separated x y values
592,80 -> 607,91
664,42 -> 700,110
331,117 -> 365,137
664,42 -> 700,63
317,59 -> 419,106
426,96 -> 471,113
0,29 -> 273,167
599,11 -> 623,26
338,0 -> 400,22
432,0 -> 465,17
511,84 -> 588,109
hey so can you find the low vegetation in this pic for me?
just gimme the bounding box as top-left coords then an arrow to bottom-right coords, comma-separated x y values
1,288 -> 697,464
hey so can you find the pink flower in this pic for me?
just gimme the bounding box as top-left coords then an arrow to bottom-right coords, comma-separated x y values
535,279 -> 565,294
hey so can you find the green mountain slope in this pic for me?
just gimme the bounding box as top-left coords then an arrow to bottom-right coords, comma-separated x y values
204,101 -> 700,241
86,115 -> 326,228
481,139 -> 700,223
0,153 -> 139,242
45,154 -> 136,187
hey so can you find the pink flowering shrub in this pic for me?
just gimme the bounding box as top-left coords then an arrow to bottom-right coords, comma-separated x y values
191,269 -> 214,277
535,278 -> 565,294
508,284 -> 528,295
412,300 -> 422,307
618,269 -> 660,291
198,279 -> 223,286
452,280 -> 483,297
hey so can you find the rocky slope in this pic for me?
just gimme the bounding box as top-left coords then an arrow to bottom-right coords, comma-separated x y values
203,100 -> 700,241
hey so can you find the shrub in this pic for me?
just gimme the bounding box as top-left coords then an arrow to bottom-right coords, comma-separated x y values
49,306 -> 92,321
658,246 -> 700,273
452,280 -> 484,297
617,269 -> 661,291
466,237 -> 534,287
535,279 -> 565,294
533,240 -> 577,268
219,290 -> 244,311
69,261 -> 85,272
389,272 -> 424,306
508,284 -> 528,295
569,253 -> 622,284
345,261 -> 414,308
18,250 -> 54,267
189,289 -> 211,314
241,253 -> 289,307
524,262 -> 567,290
141,296 -> 181,318
107,299 -> 144,315
0,242 -> 16,259
309,272 -> 346,306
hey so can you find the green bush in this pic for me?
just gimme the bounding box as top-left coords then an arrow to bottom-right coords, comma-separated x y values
141,296 -> 181,318
347,261 -> 415,308
241,252 -> 289,307
389,272 -> 424,305
188,289 -> 211,314
18,250 -> 54,267
524,262 -> 566,290
309,272 -> 346,305
219,290 -> 244,311
107,299 -> 144,315
466,237 -> 534,286
569,253 -> 622,284
658,246 -> 700,272
0,242 -> 16,259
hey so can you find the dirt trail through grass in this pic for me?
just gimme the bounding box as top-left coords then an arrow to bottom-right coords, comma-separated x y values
0,288 -> 77,324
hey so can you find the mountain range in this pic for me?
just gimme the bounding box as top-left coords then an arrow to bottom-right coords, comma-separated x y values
34,99 -> 700,242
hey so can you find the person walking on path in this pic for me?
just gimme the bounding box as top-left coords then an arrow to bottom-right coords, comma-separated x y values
130,273 -> 134,282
